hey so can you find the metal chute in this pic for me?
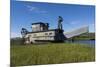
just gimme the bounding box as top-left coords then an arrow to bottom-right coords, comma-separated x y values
64,26 -> 89,38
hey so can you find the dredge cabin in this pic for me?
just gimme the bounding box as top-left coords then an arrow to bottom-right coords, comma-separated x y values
21,16 -> 66,43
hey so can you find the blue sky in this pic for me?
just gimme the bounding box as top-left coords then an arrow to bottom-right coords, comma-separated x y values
11,0 -> 95,38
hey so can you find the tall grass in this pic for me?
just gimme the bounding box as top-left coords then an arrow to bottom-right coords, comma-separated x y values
11,43 -> 95,66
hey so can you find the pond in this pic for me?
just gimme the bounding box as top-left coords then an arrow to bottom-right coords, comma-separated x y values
66,40 -> 95,47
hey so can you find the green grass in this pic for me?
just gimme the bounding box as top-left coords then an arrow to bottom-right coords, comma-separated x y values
10,43 -> 95,66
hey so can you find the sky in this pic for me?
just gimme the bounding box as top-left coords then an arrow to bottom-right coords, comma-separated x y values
11,0 -> 95,38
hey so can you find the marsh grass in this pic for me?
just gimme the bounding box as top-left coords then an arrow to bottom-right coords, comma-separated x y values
10,43 -> 95,66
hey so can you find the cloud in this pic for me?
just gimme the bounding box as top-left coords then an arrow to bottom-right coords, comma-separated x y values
91,23 -> 95,26
70,21 -> 80,25
26,5 -> 47,14
69,20 -> 88,27
11,32 -> 21,38
26,5 -> 37,11
88,23 -> 95,32
88,23 -> 95,27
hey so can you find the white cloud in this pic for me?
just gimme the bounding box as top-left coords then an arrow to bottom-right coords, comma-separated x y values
11,32 -> 21,38
88,23 -> 95,27
26,5 -> 38,11
70,21 -> 80,25
91,23 -> 95,26
26,5 -> 47,13
88,23 -> 95,32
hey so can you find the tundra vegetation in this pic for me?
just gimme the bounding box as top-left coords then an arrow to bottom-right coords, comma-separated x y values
10,36 -> 95,66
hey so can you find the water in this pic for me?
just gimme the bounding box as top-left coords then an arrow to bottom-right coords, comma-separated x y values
66,40 -> 95,47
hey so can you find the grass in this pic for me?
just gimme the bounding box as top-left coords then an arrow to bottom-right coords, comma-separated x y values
10,43 -> 95,66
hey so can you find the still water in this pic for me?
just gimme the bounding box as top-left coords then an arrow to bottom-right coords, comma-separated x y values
66,40 -> 95,47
